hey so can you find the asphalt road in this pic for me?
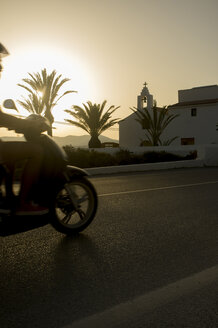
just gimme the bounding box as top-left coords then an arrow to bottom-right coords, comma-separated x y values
1,167 -> 218,327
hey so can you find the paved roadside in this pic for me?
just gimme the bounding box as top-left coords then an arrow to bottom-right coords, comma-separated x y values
65,265 -> 218,328
86,159 -> 204,175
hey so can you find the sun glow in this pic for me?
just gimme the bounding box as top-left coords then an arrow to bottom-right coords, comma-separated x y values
0,44 -> 97,136
36,90 -> 44,99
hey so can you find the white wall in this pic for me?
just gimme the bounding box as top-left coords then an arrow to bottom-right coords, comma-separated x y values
162,104 -> 218,146
119,104 -> 218,148
119,85 -> 218,148
179,85 -> 218,102
119,112 -> 145,147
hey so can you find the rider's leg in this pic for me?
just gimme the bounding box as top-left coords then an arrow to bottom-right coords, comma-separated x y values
0,141 -> 48,214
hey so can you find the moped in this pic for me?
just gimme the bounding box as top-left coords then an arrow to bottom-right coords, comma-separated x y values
0,100 -> 98,236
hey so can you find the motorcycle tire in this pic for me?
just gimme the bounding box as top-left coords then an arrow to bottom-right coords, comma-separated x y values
50,177 -> 98,235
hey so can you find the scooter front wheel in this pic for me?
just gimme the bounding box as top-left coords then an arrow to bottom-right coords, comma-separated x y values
50,177 -> 98,234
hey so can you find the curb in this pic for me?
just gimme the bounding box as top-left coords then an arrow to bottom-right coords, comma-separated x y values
85,159 -> 204,176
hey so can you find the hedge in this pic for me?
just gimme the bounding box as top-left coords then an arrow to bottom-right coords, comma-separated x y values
63,146 -> 197,168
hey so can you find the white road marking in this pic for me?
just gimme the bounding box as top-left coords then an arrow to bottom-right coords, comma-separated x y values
99,180 -> 218,197
64,264 -> 218,328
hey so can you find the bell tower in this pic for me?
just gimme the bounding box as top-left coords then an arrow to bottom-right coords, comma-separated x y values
137,82 -> 153,111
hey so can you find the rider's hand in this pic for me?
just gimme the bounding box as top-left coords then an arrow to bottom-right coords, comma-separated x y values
13,119 -> 49,136
29,119 -> 49,134
0,110 -> 50,135
23,116 -> 51,141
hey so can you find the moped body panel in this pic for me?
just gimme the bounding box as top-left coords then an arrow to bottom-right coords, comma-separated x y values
66,165 -> 89,178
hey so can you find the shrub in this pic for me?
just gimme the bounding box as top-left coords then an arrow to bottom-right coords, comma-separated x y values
141,151 -> 182,163
63,146 -> 115,168
63,146 -> 197,168
114,149 -> 134,165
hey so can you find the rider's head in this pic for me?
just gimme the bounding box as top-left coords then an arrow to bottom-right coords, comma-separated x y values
0,43 -> 9,77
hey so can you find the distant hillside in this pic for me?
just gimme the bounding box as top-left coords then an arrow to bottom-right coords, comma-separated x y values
0,135 -> 119,148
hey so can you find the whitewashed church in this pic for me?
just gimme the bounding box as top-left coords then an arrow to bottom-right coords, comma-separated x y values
119,83 -> 218,147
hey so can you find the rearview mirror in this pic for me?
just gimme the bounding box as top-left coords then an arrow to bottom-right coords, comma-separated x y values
3,99 -> 18,112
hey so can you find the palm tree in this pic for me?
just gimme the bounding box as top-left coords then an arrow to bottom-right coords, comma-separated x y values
65,100 -> 120,148
18,68 -> 76,136
131,101 -> 179,146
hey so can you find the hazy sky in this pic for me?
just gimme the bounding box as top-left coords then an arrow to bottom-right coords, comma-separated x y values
1,0 -> 218,138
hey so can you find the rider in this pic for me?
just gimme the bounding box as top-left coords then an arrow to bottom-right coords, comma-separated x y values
0,43 -> 49,215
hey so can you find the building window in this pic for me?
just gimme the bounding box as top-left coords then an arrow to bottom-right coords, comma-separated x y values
142,96 -> 147,108
181,138 -> 195,145
191,108 -> 197,116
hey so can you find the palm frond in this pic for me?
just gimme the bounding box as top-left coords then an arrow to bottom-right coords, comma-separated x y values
64,119 -> 90,133
17,68 -> 75,135
17,83 -> 36,95
131,104 -> 179,146
55,90 -> 76,104
65,100 -> 120,137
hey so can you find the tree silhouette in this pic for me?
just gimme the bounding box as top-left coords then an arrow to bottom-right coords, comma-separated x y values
18,68 -> 76,136
65,100 -> 120,148
131,101 -> 179,146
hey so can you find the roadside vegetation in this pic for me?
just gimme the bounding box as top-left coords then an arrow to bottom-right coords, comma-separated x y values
131,100 -> 179,146
63,146 -> 197,168
18,68 -> 76,136
64,100 -> 120,148
17,69 -> 179,149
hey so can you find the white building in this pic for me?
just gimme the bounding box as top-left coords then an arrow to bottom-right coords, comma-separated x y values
119,83 -> 153,147
119,84 -> 218,147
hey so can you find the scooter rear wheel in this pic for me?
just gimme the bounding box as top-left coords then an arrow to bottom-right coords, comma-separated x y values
50,177 -> 98,234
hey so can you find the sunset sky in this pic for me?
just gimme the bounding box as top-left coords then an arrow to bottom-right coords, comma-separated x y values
0,0 -> 218,139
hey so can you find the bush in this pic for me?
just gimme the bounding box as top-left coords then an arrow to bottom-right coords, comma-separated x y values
114,149 -> 135,165
140,151 -> 182,163
63,146 -> 115,168
63,146 -> 197,168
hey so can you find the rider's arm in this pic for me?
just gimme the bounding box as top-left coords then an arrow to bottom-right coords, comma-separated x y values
0,109 -> 48,134
0,110 -> 30,131
0,110 -> 22,129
